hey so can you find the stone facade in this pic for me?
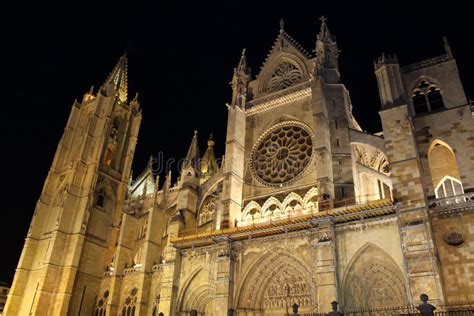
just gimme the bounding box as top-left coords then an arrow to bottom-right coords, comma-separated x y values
4,18 -> 474,315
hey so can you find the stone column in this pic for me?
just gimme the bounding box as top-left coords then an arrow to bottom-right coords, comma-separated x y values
312,219 -> 338,312
157,216 -> 184,316
213,242 -> 235,315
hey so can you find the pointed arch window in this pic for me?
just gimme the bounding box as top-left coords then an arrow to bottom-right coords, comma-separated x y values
428,140 -> 463,199
104,118 -> 121,167
94,290 -> 109,316
121,287 -> 138,316
412,80 -> 445,115
198,195 -> 217,226
435,176 -> 464,199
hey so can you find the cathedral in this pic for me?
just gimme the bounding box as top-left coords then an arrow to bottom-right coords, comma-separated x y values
4,17 -> 474,315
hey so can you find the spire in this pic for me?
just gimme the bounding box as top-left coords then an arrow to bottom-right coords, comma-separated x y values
236,48 -> 249,74
314,16 -> 340,82
161,170 -> 172,206
230,49 -> 251,108
147,155 -> 154,173
182,130 -> 200,170
200,134 -> 217,177
103,53 -> 128,103
318,16 -> 332,40
443,36 -> 453,59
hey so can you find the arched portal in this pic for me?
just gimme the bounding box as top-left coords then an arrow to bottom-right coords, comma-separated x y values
177,268 -> 215,316
342,243 -> 408,310
237,250 -> 315,315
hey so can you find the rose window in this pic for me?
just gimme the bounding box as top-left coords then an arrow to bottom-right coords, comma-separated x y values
265,62 -> 303,92
250,122 -> 314,186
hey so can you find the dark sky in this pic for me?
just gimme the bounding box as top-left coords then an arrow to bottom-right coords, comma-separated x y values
0,2 -> 472,284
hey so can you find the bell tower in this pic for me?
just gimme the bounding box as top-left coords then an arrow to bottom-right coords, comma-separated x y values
4,54 -> 142,315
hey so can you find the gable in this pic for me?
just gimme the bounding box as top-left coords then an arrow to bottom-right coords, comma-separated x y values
251,32 -> 313,97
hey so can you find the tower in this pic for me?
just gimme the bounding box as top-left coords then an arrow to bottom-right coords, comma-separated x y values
4,55 -> 142,315
375,37 -> 473,302
237,17 -> 356,223
221,49 -> 250,229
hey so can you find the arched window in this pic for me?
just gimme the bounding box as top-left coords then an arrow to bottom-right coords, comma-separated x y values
122,287 -> 138,316
435,176 -> 464,198
199,195 -> 217,226
428,140 -> 463,198
412,80 -> 445,115
95,289 -> 109,316
104,118 -> 120,167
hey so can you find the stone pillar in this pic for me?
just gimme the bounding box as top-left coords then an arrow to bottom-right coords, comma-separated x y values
312,80 -> 335,208
222,105 -> 246,228
157,216 -> 184,316
312,219 -> 338,312
213,244 -> 235,315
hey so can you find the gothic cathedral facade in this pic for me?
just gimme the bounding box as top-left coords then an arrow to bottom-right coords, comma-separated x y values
4,18 -> 474,315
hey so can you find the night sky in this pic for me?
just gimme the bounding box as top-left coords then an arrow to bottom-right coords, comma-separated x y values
1,2 -> 472,284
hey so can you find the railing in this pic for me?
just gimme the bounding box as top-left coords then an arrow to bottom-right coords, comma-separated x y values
428,192 -> 474,209
123,265 -> 143,275
300,302 -> 474,316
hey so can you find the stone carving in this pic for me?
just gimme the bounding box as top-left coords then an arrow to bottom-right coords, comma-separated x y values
250,122 -> 314,186
237,250 -> 314,312
241,188 -> 319,226
354,143 -> 389,175
443,230 -> 464,246
262,266 -> 311,310
265,62 -> 304,92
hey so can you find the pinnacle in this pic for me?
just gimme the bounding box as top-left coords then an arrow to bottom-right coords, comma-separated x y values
103,53 -> 128,103
183,130 -> 200,171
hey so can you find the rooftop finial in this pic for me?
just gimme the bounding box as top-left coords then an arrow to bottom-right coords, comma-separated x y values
319,16 -> 329,38
147,154 -> 154,172
182,130 -> 200,172
207,133 -> 214,147
237,49 -> 248,72
200,133 -> 217,176
279,18 -> 285,33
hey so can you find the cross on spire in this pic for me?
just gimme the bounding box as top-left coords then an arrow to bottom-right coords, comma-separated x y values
319,16 -> 330,39
279,18 -> 285,33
